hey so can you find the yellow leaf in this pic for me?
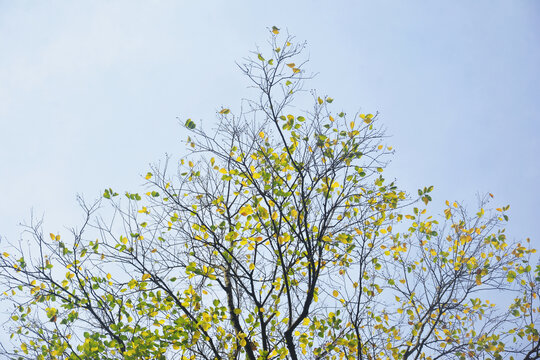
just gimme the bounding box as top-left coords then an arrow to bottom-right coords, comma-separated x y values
272,26 -> 279,34
240,205 -> 254,216
318,97 -> 323,105
259,131 -> 265,139
219,108 -> 230,115
286,63 -> 295,68
249,263 -> 255,271
55,235 -> 60,241
333,290 -> 339,297
145,172 -> 152,180
142,273 -> 151,281
106,273 -> 112,280
292,68 -> 300,73
49,233 -> 55,241
219,168 -> 227,174
2,252 -> 9,257
271,211 -> 278,220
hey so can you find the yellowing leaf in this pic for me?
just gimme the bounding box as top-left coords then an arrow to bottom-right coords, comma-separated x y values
259,131 -> 265,139
185,118 -> 196,129
2,252 -> 9,257
286,63 -> 295,68
219,108 -> 230,115
302,318 -> 310,326
106,273 -> 111,280
142,273 -> 151,281
333,290 -> 339,297
145,172 -> 153,180
292,68 -> 300,73
258,53 -> 265,61
272,26 -> 279,34
318,97 -> 323,105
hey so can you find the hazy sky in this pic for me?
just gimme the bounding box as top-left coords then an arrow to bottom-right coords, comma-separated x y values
1,1 -> 539,254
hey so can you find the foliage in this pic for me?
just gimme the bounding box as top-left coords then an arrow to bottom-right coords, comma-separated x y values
1,28 -> 538,360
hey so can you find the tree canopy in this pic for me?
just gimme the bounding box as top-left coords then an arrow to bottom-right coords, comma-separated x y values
1,28 -> 538,360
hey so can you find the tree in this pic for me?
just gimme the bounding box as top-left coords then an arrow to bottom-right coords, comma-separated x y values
1,28 -> 538,360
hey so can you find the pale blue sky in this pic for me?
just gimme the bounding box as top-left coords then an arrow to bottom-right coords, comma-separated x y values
1,1 -> 539,253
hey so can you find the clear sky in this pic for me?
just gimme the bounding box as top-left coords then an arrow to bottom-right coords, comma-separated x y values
1,1 -> 539,253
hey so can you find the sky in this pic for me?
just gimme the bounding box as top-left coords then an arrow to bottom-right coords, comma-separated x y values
1,1 -> 539,256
